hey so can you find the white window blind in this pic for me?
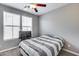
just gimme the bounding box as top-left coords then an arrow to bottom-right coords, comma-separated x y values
3,12 -> 20,40
22,16 -> 32,31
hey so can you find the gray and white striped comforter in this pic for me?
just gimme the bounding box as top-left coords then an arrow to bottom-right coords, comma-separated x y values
19,36 -> 64,56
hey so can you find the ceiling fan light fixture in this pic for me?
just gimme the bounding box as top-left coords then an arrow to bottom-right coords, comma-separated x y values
30,5 -> 37,8
24,3 -> 46,13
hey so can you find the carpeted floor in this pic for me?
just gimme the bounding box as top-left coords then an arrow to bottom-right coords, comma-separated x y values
58,50 -> 76,56
0,48 -> 76,56
0,48 -> 21,56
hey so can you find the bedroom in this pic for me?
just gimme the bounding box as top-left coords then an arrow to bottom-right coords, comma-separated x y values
0,2 -> 79,56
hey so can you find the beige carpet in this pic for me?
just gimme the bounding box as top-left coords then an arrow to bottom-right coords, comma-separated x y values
0,48 -> 76,56
0,48 -> 21,56
58,50 -> 76,56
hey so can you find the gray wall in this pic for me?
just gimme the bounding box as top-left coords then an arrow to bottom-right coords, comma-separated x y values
0,4 -> 39,51
39,4 -> 79,53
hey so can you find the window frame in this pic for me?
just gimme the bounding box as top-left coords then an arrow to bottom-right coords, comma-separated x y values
3,11 -> 33,41
22,16 -> 32,31
3,11 -> 20,40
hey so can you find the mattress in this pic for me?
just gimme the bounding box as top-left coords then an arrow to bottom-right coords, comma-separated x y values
19,35 -> 64,56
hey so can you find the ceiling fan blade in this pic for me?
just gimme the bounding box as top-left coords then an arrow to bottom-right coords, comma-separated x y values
34,8 -> 38,12
35,4 -> 46,7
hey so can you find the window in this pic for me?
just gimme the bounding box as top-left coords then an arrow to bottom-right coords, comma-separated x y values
22,16 -> 32,31
3,12 -> 20,40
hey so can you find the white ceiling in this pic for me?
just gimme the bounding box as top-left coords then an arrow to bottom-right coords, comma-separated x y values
3,3 -> 68,16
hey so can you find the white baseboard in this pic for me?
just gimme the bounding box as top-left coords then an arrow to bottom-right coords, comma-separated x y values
0,46 -> 18,53
63,48 -> 79,56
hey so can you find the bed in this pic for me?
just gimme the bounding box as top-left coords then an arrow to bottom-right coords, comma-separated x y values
19,35 -> 64,56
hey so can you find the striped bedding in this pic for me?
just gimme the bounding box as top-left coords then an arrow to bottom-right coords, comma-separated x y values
19,35 -> 64,56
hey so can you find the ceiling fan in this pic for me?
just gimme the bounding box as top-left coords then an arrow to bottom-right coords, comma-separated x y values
24,3 -> 46,12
